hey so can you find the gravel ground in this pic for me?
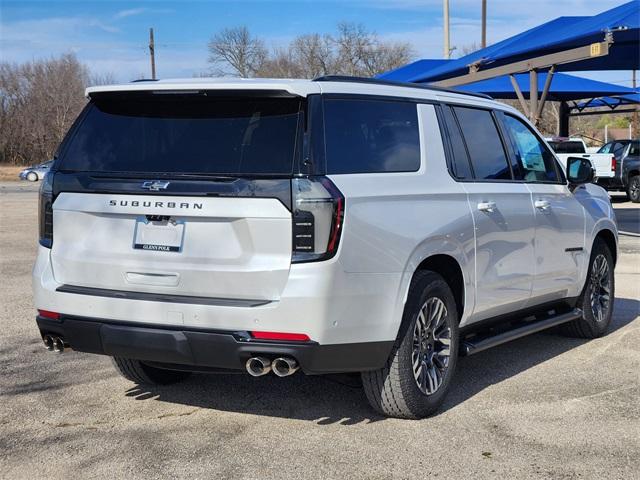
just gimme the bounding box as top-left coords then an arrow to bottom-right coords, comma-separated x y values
1,181 -> 639,479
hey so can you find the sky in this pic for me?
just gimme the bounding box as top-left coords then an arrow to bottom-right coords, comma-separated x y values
0,0 -> 635,86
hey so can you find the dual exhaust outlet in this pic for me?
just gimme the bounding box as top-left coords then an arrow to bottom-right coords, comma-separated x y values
43,334 -> 65,353
245,356 -> 299,377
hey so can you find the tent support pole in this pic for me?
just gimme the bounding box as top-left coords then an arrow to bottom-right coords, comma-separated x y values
558,101 -> 570,136
530,70 -> 538,124
509,74 -> 530,118
536,66 -> 555,121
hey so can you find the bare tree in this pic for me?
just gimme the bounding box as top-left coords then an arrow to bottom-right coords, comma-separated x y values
290,34 -> 335,78
456,42 -> 480,57
206,23 -> 414,79
207,26 -> 267,77
255,48 -> 303,78
0,53 -> 115,166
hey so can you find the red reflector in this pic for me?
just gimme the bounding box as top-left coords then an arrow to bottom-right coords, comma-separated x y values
251,331 -> 310,342
38,310 -> 60,320
611,156 -> 616,171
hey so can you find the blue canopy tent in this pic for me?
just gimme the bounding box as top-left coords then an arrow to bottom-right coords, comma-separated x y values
575,93 -> 640,110
378,1 -> 640,134
381,66 -> 636,100
405,1 -> 640,85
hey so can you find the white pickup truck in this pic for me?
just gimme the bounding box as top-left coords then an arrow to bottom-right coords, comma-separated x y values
546,137 -> 616,179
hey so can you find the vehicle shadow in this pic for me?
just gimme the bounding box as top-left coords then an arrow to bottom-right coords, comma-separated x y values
124,297 -> 639,425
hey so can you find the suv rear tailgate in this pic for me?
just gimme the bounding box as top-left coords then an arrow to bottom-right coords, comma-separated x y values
51,193 -> 292,301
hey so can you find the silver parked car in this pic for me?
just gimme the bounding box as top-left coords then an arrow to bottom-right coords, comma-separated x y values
19,161 -> 52,182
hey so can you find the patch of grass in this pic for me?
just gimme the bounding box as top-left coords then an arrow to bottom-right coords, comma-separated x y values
0,164 -> 24,182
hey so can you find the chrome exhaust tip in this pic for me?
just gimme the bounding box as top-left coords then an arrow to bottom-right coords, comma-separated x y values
52,336 -> 65,353
43,335 -> 54,351
245,357 -> 271,377
271,357 -> 299,377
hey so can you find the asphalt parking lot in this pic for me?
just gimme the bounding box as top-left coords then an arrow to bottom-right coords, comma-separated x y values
1,181 -> 639,479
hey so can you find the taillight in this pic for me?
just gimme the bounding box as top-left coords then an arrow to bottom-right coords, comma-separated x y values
611,156 -> 616,172
291,177 -> 344,263
38,173 -> 54,248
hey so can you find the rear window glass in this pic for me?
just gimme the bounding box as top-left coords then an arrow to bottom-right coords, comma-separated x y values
453,107 -> 511,180
59,95 -> 301,175
547,141 -> 585,154
323,98 -> 420,174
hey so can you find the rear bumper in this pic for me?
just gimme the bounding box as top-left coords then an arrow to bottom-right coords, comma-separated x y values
36,315 -> 393,374
33,244 -> 403,351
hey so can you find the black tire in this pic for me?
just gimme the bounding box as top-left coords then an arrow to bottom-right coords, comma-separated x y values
111,357 -> 191,385
362,271 -> 459,419
627,175 -> 640,203
560,238 -> 615,338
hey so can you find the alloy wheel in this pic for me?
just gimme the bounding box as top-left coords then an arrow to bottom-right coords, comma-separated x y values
411,297 -> 451,395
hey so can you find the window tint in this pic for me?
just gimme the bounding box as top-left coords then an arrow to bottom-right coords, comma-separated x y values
629,141 -> 640,156
453,107 -> 511,180
60,96 -> 301,175
324,99 -> 420,174
502,114 -> 559,183
440,106 -> 473,179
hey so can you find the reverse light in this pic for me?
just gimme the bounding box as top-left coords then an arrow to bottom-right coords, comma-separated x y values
251,331 -> 311,342
291,177 -> 344,263
38,310 -> 60,320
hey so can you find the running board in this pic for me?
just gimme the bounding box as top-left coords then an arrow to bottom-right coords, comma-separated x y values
461,309 -> 582,356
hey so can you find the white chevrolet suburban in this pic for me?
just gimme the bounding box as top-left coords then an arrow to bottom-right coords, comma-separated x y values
33,77 -> 617,419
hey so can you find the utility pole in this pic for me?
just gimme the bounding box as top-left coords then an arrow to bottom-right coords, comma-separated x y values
443,0 -> 451,59
633,70 -> 638,138
481,0 -> 487,49
149,27 -> 156,80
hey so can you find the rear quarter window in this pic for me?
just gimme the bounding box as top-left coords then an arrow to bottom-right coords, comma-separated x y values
323,98 -> 420,174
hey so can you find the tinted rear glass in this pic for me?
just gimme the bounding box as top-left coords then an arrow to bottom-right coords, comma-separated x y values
453,107 -> 511,180
59,95 -> 301,175
440,105 -> 473,179
324,98 -> 420,174
547,141 -> 585,154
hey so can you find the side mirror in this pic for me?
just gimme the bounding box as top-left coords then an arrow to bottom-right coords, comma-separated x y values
566,157 -> 594,187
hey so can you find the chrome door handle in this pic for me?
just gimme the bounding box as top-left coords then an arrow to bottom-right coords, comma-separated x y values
534,200 -> 551,211
477,201 -> 497,212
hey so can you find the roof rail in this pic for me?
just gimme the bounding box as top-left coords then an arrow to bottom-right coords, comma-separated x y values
312,75 -> 493,100
131,78 -> 159,83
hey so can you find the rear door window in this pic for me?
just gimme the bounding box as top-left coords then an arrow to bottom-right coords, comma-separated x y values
453,106 -> 512,180
323,98 -> 420,174
59,95 -> 302,175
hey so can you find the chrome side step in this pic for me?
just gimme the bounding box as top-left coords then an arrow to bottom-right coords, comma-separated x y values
461,308 -> 582,356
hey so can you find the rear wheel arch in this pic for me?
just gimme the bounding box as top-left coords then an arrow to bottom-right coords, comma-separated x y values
413,254 -> 465,323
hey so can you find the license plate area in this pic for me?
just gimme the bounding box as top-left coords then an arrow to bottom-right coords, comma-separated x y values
133,216 -> 185,252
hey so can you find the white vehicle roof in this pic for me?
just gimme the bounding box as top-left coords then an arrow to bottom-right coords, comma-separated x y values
85,77 -> 517,114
